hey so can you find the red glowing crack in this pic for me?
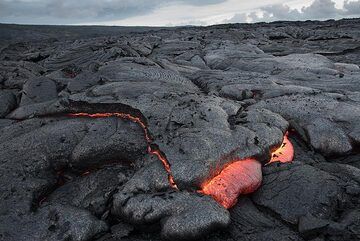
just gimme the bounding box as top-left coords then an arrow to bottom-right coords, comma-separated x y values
68,112 -> 178,189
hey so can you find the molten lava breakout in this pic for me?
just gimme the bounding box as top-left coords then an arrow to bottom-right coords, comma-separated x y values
201,158 -> 262,209
268,132 -> 294,164
201,133 -> 294,209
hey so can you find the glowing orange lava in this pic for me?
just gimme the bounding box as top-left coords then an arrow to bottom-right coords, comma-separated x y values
268,132 -> 294,164
68,112 -> 178,189
201,158 -> 262,209
201,133 -> 294,209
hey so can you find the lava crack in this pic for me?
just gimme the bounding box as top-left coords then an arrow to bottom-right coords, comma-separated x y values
68,112 -> 178,189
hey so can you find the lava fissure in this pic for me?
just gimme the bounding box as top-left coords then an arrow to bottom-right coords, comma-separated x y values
68,112 -> 178,189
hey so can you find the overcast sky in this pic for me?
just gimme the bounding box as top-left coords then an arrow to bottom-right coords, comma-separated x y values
0,0 -> 359,26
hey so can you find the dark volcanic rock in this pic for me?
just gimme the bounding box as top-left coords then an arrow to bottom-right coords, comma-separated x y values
0,90 -> 17,117
113,190 -> 230,240
66,70 -> 102,93
0,203 -> 108,241
111,160 -> 230,240
306,118 -> 352,156
0,117 -> 147,240
1,196 -> 101,240
46,166 -> 129,216
254,94 -> 360,156
253,164 -> 345,224
298,214 -> 330,236
208,198 -> 303,241
1,18 -> 360,241
20,76 -> 58,106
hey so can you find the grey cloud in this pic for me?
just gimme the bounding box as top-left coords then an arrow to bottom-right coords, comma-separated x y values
300,0 -> 340,18
0,0 -> 225,24
260,4 -> 302,21
229,0 -> 360,23
343,0 -> 360,15
229,13 -> 248,23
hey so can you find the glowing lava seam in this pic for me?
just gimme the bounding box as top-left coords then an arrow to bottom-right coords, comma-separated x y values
68,112 -> 178,189
200,132 -> 294,209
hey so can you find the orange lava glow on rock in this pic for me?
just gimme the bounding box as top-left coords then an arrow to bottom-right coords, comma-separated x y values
268,132 -> 294,164
69,112 -> 294,208
200,159 -> 262,209
68,112 -> 178,189
201,133 -> 294,209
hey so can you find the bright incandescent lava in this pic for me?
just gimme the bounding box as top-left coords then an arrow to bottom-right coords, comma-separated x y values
68,112 -> 178,189
201,133 -> 294,209
268,132 -> 294,164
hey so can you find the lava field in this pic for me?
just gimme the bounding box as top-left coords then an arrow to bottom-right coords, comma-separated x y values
0,19 -> 360,241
